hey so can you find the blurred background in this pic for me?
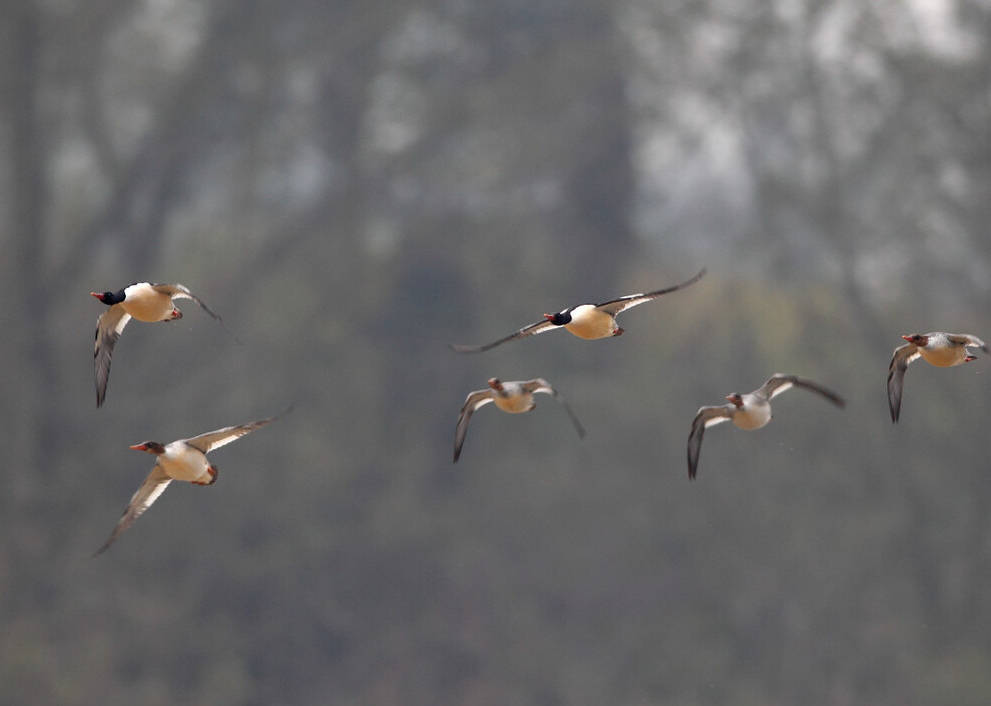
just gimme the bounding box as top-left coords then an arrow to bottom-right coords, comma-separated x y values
3,0 -> 991,704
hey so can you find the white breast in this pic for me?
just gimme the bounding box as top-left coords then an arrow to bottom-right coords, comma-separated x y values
159,442 -> 212,483
563,305 -> 617,340
731,399 -> 772,430
121,283 -> 174,322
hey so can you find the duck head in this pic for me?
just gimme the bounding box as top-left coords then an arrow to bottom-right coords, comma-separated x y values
543,311 -> 571,326
90,289 -> 126,305
129,441 -> 166,455
901,333 -> 928,346
725,393 -> 744,408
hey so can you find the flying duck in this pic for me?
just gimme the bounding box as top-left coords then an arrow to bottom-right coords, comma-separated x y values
449,268 -> 706,353
94,411 -> 286,555
454,378 -> 586,462
687,374 -> 845,480
887,332 -> 988,422
91,282 -> 222,407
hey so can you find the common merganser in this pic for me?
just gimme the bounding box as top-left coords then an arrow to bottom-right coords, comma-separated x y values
687,374 -> 845,480
91,282 -> 222,407
453,378 -> 586,462
94,411 -> 286,555
449,268 -> 705,353
887,332 -> 988,422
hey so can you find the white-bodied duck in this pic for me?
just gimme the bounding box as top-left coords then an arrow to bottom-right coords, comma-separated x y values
687,374 -> 845,480
94,410 -> 288,555
454,378 -> 586,462
887,332 -> 988,422
91,282 -> 222,407
450,268 -> 705,353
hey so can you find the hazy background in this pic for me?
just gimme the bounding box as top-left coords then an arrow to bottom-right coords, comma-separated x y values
3,0 -> 991,704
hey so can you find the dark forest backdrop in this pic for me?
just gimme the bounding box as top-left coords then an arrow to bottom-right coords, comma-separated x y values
3,0 -> 991,704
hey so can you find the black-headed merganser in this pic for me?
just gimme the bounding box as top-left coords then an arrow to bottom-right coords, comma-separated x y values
450,268 -> 705,353
91,282 -> 222,407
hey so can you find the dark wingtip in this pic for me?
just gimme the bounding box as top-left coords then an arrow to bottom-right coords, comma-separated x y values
685,267 -> 706,286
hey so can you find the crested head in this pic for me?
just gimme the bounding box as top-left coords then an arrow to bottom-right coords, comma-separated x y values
91,288 -> 126,305
129,441 -> 166,455
487,378 -> 503,391
902,333 -> 928,346
725,393 -> 744,408
543,311 -> 571,326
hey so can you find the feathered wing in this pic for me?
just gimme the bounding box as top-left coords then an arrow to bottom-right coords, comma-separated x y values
887,344 -> 922,423
527,379 -> 586,439
449,317 -> 560,353
594,268 -> 706,316
151,283 -> 221,320
687,405 -> 733,480
94,466 -> 171,556
453,391 -> 494,462
947,333 -> 989,354
759,374 -> 846,407
94,305 -> 132,408
182,408 -> 288,453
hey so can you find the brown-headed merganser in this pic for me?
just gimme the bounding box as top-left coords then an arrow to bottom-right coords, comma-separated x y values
453,378 -> 586,462
887,332 -> 988,422
91,282 -> 222,407
94,410 -> 287,555
687,374 -> 845,480
449,268 -> 705,353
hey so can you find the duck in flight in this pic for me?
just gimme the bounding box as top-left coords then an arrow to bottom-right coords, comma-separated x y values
454,378 -> 586,462
449,268 -> 705,353
687,374 -> 845,480
91,282 -> 223,407
887,332 -> 987,422
94,410 -> 287,556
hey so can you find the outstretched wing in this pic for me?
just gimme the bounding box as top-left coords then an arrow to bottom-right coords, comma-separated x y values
887,344 -> 922,423
182,407 -> 289,454
947,333 -> 989,354
453,390 -> 494,462
449,318 -> 560,354
687,404 -> 733,480
93,466 -> 171,556
758,374 -> 846,407
151,283 -> 221,320
594,268 -> 706,317
526,378 -> 587,439
94,305 -> 132,408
